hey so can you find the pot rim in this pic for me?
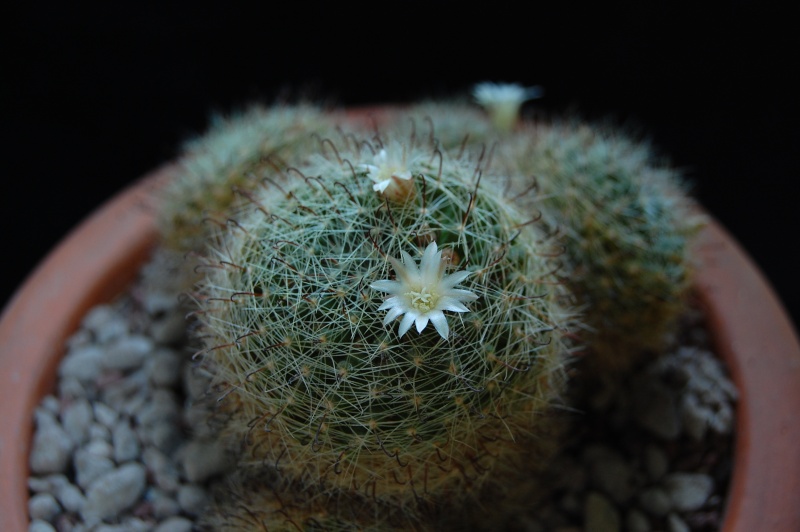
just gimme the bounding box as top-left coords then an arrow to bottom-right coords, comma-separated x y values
1,165 -> 798,531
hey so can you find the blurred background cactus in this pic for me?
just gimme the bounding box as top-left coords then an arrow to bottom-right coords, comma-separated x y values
499,119 -> 703,373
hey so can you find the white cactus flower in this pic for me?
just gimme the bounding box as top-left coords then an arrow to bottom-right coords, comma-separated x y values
371,242 -> 478,339
359,143 -> 418,202
473,81 -> 544,131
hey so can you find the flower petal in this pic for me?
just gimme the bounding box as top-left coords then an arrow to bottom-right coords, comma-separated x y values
414,314 -> 430,333
373,180 -> 391,193
436,296 -> 470,313
398,312 -> 417,337
440,269 -> 471,289
378,296 -> 402,311
420,242 -> 442,283
382,305 -> 405,325
444,288 -> 479,301
398,251 -> 420,279
370,280 -> 403,294
429,311 -> 449,339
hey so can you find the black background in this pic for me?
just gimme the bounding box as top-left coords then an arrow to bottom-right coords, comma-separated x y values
3,3 -> 798,331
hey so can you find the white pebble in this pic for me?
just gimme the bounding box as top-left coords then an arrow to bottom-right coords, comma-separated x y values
82,305 -> 128,344
29,412 -> 73,475
177,484 -> 207,516
104,335 -> 154,371
28,492 -> 61,522
112,420 -> 141,463
53,480 -> 86,513
667,512 -> 691,532
58,345 -> 105,383
663,472 -> 714,511
154,516 -> 193,532
143,446 -> 181,493
82,463 -> 147,521
89,423 -> 112,442
93,402 -> 119,428
28,520 -> 56,532
73,447 -> 115,490
61,398 -> 94,445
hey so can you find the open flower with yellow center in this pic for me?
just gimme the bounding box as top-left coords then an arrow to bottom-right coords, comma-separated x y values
371,242 -> 478,339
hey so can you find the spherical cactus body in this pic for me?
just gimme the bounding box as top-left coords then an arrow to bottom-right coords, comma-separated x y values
503,120 -> 702,372
193,117 -> 574,509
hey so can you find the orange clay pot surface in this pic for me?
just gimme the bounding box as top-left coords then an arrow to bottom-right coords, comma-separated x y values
1,157 -> 799,531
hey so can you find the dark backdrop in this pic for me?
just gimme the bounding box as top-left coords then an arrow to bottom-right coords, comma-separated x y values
3,3 -> 797,331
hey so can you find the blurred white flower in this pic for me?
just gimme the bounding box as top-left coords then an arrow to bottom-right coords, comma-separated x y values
371,242 -> 478,339
473,81 -> 543,131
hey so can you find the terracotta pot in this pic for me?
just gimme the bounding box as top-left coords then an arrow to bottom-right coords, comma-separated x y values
1,163 -> 799,531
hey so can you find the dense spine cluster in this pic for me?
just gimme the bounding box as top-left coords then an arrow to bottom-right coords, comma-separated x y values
193,124 -> 573,509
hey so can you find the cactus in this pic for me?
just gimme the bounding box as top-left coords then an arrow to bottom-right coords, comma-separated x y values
500,119 -> 702,372
191,120 -> 575,511
153,92 -> 702,528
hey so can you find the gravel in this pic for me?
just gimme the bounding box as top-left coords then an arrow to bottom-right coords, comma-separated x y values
26,276 -> 225,531
27,275 -> 737,531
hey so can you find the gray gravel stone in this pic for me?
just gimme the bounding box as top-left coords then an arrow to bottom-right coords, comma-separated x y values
112,420 -> 140,463
177,484 -> 208,516
29,411 -> 74,475
148,488 -> 181,519
62,398 -> 94,445
74,446 -> 116,489
148,348 -> 183,388
643,444 -> 669,482
28,493 -> 61,522
82,463 -> 147,522
52,479 -> 86,513
625,508 -> 651,532
93,402 -> 119,428
584,492 -> 620,532
632,379 -> 682,439
39,395 -> 60,415
663,472 -> 714,511
154,516 -> 194,532
104,335 -> 154,371
82,305 -> 128,344
28,520 -> 57,532
584,446 -> 637,504
89,423 -> 111,442
638,486 -> 672,517
58,345 -> 105,383
143,446 -> 181,493
667,512 -> 691,532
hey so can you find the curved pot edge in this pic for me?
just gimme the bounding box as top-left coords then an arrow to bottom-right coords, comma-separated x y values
693,220 -> 800,532
1,169 -> 798,531
0,164 -> 176,532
